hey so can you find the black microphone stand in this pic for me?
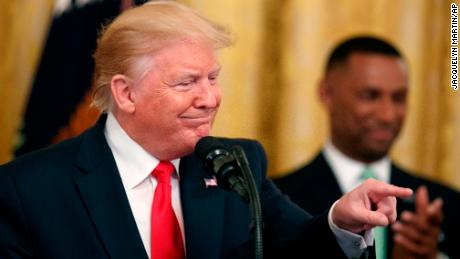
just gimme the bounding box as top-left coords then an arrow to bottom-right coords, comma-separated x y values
231,146 -> 263,259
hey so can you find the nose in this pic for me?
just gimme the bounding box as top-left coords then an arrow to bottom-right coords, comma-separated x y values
194,80 -> 221,108
376,97 -> 397,125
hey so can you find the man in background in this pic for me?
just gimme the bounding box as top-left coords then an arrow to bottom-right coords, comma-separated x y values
274,36 -> 460,259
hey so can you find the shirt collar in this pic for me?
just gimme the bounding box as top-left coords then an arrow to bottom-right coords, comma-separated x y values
323,141 -> 390,193
104,112 -> 180,189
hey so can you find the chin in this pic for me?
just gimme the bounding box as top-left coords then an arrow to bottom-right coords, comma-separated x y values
185,133 -> 207,148
364,147 -> 390,160
195,125 -> 212,138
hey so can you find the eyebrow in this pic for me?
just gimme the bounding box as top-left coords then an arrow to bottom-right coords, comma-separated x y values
210,66 -> 222,75
177,65 -> 221,78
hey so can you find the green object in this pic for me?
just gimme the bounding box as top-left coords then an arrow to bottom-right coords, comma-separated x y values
360,166 -> 376,181
360,166 -> 387,259
374,226 -> 387,259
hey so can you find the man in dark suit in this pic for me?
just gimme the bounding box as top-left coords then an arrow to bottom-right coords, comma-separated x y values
274,36 -> 460,259
0,3 -> 412,259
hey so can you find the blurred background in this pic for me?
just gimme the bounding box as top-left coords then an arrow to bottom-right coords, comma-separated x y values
1,0 -> 459,190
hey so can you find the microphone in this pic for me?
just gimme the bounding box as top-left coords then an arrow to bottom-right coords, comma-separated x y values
195,136 -> 264,259
195,136 -> 249,201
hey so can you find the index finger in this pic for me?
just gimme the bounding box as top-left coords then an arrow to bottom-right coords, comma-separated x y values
415,185 -> 429,218
366,180 -> 413,200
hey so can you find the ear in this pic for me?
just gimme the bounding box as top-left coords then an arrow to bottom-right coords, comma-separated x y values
111,74 -> 135,113
318,77 -> 333,110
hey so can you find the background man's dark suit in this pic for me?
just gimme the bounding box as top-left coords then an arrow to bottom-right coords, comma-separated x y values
0,118 -> 346,259
274,152 -> 460,259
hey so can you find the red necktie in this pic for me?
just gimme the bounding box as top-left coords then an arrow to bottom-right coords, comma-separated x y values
151,161 -> 185,259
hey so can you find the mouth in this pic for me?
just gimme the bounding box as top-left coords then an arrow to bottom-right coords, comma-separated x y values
369,128 -> 394,142
180,114 -> 214,127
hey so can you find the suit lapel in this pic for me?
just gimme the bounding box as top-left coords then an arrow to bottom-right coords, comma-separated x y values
179,154 -> 225,259
389,164 -> 410,187
312,153 -> 344,208
74,118 -> 148,259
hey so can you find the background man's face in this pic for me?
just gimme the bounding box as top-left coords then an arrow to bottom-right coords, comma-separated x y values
129,39 -> 222,159
322,52 -> 408,162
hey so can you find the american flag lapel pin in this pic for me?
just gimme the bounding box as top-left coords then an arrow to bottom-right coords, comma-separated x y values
204,176 -> 218,188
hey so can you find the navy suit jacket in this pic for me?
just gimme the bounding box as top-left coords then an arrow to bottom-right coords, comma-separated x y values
274,152 -> 460,259
0,118 -> 347,259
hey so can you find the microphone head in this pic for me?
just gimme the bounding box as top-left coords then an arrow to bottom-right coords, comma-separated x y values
195,137 -> 247,198
195,136 -> 234,180
195,136 -> 227,162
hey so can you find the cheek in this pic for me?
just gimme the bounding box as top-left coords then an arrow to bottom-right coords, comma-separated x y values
212,86 -> 222,106
342,113 -> 362,133
158,92 -> 190,112
349,103 -> 376,123
396,108 -> 407,122
339,109 -> 372,136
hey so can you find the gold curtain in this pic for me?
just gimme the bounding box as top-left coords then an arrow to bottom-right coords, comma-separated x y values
0,1 -> 54,162
1,0 -> 459,191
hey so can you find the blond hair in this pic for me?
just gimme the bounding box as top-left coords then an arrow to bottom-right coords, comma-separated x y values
91,0 -> 233,112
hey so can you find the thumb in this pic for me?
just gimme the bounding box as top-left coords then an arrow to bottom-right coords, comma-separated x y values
358,208 -> 390,227
427,197 -> 443,225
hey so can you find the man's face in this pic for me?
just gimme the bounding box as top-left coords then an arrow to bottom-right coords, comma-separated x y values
126,39 -> 222,160
321,52 -> 408,162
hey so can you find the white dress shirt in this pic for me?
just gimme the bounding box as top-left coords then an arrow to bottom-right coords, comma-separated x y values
323,141 -> 391,258
104,113 -> 185,258
323,141 -> 391,193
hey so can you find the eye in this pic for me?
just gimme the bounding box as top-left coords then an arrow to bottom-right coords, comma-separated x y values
179,81 -> 193,87
392,90 -> 407,104
173,80 -> 195,91
208,73 -> 219,85
358,89 -> 380,101
208,76 -> 217,85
